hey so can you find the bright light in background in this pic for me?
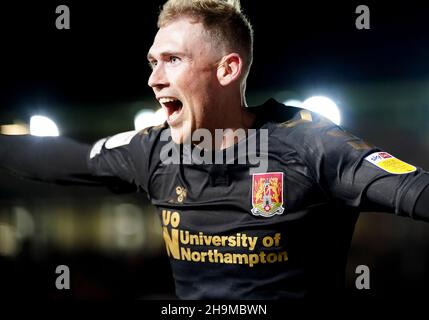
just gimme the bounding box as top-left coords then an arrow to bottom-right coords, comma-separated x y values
13,206 -> 35,240
302,96 -> 341,125
0,124 -> 29,135
283,99 -> 303,108
154,108 -> 167,124
0,224 -> 18,257
134,108 -> 166,130
30,115 -> 60,136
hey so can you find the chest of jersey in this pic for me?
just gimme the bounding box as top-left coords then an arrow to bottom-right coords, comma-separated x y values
149,151 -> 324,215
142,125 -> 358,299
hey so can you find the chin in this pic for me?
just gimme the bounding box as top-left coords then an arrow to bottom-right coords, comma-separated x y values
170,127 -> 191,145
171,130 -> 183,144
170,120 -> 193,145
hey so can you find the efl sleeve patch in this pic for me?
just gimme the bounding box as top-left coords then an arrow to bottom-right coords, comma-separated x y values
365,152 -> 417,174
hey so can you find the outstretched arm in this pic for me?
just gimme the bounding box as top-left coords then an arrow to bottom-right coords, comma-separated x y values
289,111 -> 429,221
366,174 -> 429,219
0,126 -> 164,194
415,185 -> 429,215
0,134 -> 99,184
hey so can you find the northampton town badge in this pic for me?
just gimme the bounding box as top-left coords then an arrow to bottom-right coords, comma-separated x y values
251,172 -> 285,217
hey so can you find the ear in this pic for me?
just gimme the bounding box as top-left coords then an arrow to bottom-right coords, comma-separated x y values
216,53 -> 242,86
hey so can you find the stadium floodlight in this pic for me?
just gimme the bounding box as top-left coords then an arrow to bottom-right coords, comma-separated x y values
154,108 -> 167,125
283,99 -> 303,108
301,96 -> 341,125
134,108 -> 166,131
0,124 -> 29,135
30,115 -> 60,136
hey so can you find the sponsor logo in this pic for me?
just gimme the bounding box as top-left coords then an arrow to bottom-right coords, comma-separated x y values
175,186 -> 187,203
365,152 -> 416,174
168,186 -> 187,204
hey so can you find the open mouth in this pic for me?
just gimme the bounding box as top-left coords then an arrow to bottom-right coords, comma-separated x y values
159,97 -> 183,124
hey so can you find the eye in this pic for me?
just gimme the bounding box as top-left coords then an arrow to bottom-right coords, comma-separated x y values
169,56 -> 180,64
148,60 -> 157,69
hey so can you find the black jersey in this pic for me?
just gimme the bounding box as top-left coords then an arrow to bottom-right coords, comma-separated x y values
87,98 -> 429,299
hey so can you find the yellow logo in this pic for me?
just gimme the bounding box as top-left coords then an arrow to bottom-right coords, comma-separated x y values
175,186 -> 187,203
365,152 -> 416,174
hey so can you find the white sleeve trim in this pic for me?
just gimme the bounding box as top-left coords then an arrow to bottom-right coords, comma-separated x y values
105,130 -> 139,150
89,138 -> 107,159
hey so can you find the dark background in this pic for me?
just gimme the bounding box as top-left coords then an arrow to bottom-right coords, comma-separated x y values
1,0 -> 429,300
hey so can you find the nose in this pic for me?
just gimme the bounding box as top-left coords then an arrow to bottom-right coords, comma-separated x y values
148,64 -> 169,90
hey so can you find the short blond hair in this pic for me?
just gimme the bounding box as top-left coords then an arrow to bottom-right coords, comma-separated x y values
158,0 -> 254,79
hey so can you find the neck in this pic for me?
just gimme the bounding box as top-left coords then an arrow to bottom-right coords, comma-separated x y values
195,85 -> 256,150
195,106 -> 255,151
217,94 -> 256,150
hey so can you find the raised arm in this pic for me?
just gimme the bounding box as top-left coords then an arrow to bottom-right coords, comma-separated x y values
0,134 -> 98,185
289,112 -> 429,221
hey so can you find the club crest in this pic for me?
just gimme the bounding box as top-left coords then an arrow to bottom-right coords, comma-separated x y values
251,172 -> 285,217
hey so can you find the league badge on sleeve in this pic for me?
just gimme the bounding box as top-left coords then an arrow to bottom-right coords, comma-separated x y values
365,152 -> 417,174
251,172 -> 285,217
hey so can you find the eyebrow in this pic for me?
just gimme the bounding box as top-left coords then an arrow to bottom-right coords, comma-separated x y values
147,52 -> 155,61
147,51 -> 186,61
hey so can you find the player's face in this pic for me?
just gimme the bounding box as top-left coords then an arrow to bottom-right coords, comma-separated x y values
147,18 -> 222,144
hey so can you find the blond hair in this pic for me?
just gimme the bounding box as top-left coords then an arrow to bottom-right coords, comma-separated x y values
158,0 -> 254,80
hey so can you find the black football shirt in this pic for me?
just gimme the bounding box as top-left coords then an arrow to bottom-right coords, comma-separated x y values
87,99 -> 429,299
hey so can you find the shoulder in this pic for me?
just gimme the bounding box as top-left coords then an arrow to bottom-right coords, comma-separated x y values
135,123 -> 169,145
251,98 -> 338,136
89,123 -> 169,160
262,100 -> 374,157
112,123 -> 169,148
264,99 -> 338,146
